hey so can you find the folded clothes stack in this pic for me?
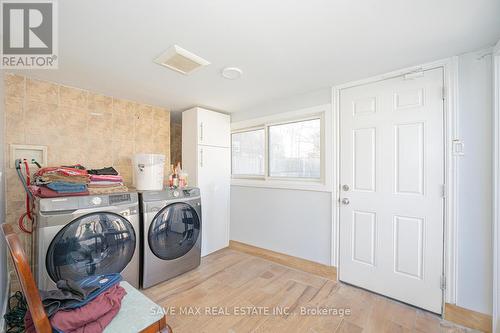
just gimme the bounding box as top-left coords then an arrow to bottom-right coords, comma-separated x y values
24,274 -> 126,333
31,166 -> 90,198
87,167 -> 128,194
29,166 -> 129,198
88,166 -> 119,176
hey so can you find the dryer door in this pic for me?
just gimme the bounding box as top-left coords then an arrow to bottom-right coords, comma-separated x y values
149,202 -> 200,260
46,212 -> 136,283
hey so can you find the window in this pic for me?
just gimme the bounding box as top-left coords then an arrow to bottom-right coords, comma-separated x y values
231,129 -> 265,176
269,119 -> 321,178
231,115 -> 323,182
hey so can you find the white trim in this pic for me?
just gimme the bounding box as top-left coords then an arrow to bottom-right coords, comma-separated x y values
0,272 -> 10,332
331,57 -> 459,313
231,104 -> 333,192
493,39 -> 500,333
231,126 -> 266,135
231,180 -> 332,192
446,56 -> 460,308
231,104 -> 329,130
331,84 -> 340,271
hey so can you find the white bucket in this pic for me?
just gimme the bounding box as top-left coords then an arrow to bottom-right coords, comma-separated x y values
132,153 -> 165,191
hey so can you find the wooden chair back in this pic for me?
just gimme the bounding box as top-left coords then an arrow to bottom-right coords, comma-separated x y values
2,223 -> 52,333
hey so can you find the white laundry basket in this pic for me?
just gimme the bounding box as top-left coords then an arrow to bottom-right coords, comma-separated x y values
132,154 -> 165,190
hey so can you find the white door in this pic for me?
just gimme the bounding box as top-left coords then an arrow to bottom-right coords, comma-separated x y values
339,68 -> 445,313
197,109 -> 231,148
198,145 -> 230,256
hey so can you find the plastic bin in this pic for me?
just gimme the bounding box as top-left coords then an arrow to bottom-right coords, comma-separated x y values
132,154 -> 165,191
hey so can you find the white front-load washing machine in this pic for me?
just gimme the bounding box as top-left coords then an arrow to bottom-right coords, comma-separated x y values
33,192 -> 140,290
140,187 -> 201,288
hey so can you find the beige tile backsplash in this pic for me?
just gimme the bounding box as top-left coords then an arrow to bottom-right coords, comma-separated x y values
3,74 -> 171,252
171,118 -> 182,166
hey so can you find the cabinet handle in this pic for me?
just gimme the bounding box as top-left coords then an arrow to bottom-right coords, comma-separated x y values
200,122 -> 204,141
200,148 -> 203,167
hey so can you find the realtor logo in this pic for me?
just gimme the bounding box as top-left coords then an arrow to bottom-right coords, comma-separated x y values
1,0 -> 58,68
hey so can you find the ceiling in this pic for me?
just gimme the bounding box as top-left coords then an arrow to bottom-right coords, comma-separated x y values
14,0 -> 500,113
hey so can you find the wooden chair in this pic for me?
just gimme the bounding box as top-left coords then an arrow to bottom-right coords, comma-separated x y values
2,224 -> 172,333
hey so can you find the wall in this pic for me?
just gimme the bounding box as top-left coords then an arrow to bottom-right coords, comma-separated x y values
456,49 -> 493,315
0,71 -> 8,329
3,74 -> 171,254
494,39 -> 500,333
232,88 -> 331,123
230,89 -> 333,266
231,187 -> 332,265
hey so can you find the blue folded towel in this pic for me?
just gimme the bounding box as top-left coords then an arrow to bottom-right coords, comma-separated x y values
46,182 -> 87,193
64,273 -> 122,310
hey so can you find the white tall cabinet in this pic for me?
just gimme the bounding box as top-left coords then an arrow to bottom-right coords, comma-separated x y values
182,107 -> 230,256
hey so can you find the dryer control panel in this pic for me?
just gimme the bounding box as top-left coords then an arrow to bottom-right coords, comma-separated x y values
167,187 -> 200,199
140,187 -> 200,202
182,188 -> 200,197
37,192 -> 138,212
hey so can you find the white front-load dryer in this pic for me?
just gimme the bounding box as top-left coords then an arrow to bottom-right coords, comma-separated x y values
33,192 -> 140,290
140,187 -> 201,289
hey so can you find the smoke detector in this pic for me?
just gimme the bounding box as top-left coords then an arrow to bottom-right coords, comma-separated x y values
221,67 -> 243,80
154,45 -> 210,75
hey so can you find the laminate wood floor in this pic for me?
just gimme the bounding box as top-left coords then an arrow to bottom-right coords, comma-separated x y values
143,248 -> 478,333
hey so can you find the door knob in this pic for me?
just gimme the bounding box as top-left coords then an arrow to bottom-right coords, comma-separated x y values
341,198 -> 350,205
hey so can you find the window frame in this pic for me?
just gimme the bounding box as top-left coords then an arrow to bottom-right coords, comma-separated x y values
231,126 -> 266,179
231,111 -> 326,188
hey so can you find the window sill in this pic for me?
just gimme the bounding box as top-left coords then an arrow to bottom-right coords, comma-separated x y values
231,178 -> 333,192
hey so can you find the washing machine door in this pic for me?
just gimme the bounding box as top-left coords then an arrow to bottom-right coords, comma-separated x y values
46,212 -> 136,283
149,202 -> 200,260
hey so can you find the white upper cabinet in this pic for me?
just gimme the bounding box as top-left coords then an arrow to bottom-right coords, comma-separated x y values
197,108 -> 230,148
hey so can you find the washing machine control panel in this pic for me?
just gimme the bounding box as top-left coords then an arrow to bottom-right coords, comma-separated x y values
84,193 -> 132,207
91,197 -> 102,205
109,193 -> 131,204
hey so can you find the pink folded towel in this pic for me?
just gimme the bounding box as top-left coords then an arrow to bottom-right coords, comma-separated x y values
89,181 -> 124,186
89,175 -> 123,182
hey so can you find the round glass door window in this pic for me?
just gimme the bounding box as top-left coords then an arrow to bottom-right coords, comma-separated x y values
46,212 -> 136,283
149,202 -> 200,260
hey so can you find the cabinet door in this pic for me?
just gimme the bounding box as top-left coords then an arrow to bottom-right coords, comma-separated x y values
197,145 -> 230,256
197,109 -> 230,148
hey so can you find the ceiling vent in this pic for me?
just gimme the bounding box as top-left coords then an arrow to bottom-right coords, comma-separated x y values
154,45 -> 210,75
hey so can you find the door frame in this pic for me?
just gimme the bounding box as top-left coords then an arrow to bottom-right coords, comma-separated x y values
493,40 -> 500,333
330,56 -> 459,311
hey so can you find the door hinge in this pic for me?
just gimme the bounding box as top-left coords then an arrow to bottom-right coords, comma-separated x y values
441,86 -> 446,100
441,184 -> 446,198
440,275 -> 447,290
